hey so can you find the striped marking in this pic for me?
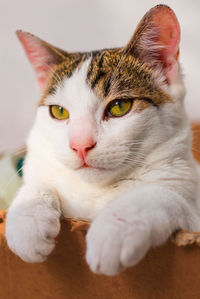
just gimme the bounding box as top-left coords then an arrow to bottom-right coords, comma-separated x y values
40,47 -> 172,110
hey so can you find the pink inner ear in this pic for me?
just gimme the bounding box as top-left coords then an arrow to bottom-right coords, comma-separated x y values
16,31 -> 55,90
151,6 -> 180,82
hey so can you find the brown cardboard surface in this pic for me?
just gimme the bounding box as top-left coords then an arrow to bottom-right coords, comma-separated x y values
0,124 -> 199,299
1,215 -> 200,299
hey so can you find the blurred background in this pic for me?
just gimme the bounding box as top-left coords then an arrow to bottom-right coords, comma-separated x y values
0,0 -> 200,152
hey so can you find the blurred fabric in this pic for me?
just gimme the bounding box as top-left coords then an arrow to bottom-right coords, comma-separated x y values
0,0 -> 199,152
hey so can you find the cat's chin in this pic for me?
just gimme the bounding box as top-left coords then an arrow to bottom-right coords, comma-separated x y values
73,166 -> 118,185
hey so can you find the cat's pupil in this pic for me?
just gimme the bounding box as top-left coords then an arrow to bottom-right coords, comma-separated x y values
59,107 -> 63,114
117,101 -> 122,109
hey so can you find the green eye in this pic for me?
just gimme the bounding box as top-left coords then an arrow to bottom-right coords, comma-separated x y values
106,99 -> 132,117
50,105 -> 69,120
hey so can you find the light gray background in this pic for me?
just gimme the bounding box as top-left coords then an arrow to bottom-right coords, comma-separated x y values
0,0 -> 199,152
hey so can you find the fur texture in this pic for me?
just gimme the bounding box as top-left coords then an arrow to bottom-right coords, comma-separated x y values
6,5 -> 200,276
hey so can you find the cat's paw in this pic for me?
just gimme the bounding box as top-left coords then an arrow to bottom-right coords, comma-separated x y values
86,212 -> 151,276
6,188 -> 61,263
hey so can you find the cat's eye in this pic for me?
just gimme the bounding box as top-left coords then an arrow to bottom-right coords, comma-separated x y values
105,99 -> 132,117
50,105 -> 69,120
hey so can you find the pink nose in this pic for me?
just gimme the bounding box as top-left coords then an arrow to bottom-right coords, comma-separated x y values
70,139 -> 96,160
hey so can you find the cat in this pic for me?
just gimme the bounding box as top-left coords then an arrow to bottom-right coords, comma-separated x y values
5,4 -> 200,276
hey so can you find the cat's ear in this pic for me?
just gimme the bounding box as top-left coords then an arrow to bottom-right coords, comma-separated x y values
16,30 -> 68,90
125,5 -> 180,84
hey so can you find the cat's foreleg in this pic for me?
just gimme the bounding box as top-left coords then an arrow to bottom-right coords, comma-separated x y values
6,185 -> 61,262
86,184 -> 200,276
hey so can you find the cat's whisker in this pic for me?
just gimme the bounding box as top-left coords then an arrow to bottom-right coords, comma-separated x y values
1,166 -> 24,197
124,155 -> 147,163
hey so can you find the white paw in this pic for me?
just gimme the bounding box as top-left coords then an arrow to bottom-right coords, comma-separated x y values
6,187 -> 61,263
86,212 -> 151,276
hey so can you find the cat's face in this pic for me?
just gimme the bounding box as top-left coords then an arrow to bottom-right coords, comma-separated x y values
18,5 -> 185,184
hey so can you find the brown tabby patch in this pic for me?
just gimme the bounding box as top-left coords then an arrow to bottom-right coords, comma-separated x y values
40,47 -> 172,110
86,48 -> 171,107
40,52 -> 89,104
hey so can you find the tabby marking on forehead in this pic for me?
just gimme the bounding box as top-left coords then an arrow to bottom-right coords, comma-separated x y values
40,47 -> 172,108
86,49 -> 172,106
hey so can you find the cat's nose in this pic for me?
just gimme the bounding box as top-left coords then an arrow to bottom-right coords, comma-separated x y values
70,138 -> 96,160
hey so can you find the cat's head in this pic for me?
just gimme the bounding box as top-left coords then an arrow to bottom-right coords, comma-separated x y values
17,5 -> 186,185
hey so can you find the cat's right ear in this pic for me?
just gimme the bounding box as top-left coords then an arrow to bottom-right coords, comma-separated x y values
16,30 -> 68,90
125,5 -> 180,84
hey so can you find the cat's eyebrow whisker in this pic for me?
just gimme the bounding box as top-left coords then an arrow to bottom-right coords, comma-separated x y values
108,45 -> 133,90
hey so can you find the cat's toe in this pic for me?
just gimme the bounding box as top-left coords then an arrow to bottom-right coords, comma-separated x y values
6,215 -> 58,263
5,200 -> 60,263
86,234 -> 123,276
120,228 -> 150,267
86,221 -> 125,276
86,218 -> 151,276
27,241 -> 56,263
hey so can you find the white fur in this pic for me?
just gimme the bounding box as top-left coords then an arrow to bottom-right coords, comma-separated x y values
6,186 -> 60,262
6,59 -> 200,275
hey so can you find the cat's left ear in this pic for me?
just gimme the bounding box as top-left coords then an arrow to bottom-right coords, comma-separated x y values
16,30 -> 68,90
125,5 -> 180,84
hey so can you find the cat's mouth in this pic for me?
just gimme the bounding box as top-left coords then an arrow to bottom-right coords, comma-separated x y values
77,162 -> 92,169
78,162 -> 106,171
82,163 -> 91,168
